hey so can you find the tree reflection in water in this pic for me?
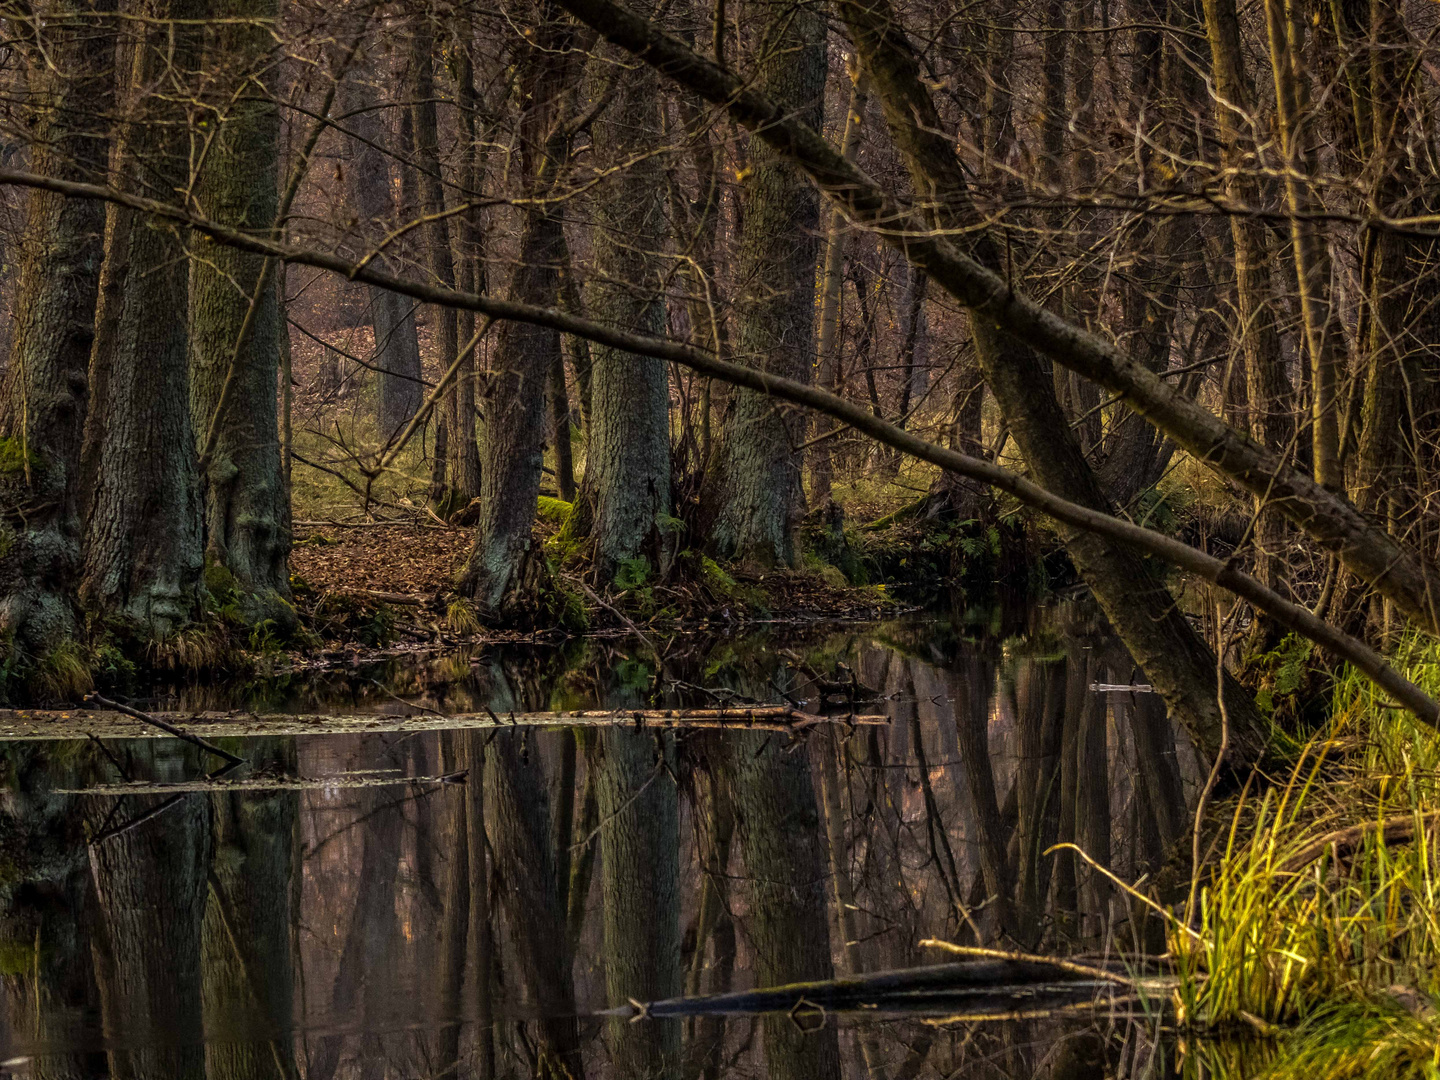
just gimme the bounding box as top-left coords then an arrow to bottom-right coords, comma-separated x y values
0,602 -> 1204,1078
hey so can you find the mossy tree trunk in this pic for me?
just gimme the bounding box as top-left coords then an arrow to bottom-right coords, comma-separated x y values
459,5 -> 575,616
0,0 -> 113,661
705,3 -> 826,567
188,0 -> 292,621
80,0 -> 206,635
577,48 -> 673,585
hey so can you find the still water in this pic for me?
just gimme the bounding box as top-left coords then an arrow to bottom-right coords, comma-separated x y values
0,602 -> 1216,1078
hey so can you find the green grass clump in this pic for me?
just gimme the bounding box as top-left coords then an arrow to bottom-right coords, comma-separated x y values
447,597 -> 482,636
35,639 -> 91,700
1171,636 -> 1440,1077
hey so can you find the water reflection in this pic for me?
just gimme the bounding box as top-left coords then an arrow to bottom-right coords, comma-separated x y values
0,602 -> 1205,1078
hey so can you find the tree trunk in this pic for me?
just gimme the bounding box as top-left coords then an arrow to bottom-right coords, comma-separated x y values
719,733 -> 841,1080
836,0 -> 1266,763
459,208 -> 559,614
595,729 -> 682,1079
459,11 -> 575,615
1202,0 -> 1296,594
579,50 -> 673,584
88,742 -> 211,1080
0,0 -> 112,658
809,70 -> 866,501
706,4 -> 826,566
1263,0 -> 1342,488
412,23 -> 480,504
201,739 -> 297,1080
80,0 -> 205,634
336,76 -> 423,437
189,0 -> 291,618
455,21 -> 488,510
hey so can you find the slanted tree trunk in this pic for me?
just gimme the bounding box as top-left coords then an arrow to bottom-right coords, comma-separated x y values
80,0 -> 206,635
706,4 -> 826,566
337,75 -> 423,437
0,0 -> 112,660
201,739 -> 296,1080
837,0 -> 1266,764
189,0 -> 291,619
577,48 -> 673,584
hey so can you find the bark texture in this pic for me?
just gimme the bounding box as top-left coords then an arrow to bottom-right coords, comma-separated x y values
580,49 -> 673,583
80,0 -> 206,633
189,0 -> 291,615
595,729 -> 681,1079
0,0 -> 112,657
707,3 -> 826,566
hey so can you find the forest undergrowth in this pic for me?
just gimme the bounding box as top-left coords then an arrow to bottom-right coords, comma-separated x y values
1168,638 -> 1440,1078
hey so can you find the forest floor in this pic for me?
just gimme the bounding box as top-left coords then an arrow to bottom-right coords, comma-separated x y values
288,515 -> 914,657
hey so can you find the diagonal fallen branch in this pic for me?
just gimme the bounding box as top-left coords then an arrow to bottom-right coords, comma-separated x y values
86,693 -> 244,767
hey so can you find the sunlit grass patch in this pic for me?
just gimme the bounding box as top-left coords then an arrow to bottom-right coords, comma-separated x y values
1172,637 -> 1440,1074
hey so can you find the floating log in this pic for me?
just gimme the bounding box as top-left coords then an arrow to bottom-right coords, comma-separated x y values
600,959 -> 1141,1023
0,706 -> 888,742
58,770 -> 470,796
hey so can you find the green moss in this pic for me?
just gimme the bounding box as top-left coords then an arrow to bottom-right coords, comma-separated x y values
0,523 -> 13,562
699,556 -> 739,598
0,436 -> 34,476
537,495 -> 573,525
0,938 -> 36,977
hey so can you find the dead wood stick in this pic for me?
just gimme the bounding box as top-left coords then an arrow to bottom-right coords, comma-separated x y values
1279,811 -> 1440,872
63,770 -> 469,796
1,706 -> 889,742
85,693 -> 244,766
